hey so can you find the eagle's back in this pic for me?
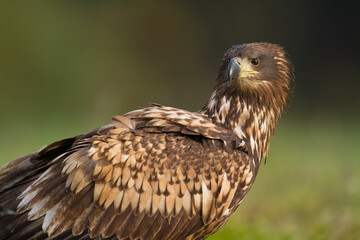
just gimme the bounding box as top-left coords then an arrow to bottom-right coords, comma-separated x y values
0,107 -> 254,240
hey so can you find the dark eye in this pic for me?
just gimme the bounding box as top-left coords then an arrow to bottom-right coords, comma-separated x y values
250,58 -> 260,66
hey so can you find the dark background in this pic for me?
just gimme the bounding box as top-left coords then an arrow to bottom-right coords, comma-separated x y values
0,1 -> 359,239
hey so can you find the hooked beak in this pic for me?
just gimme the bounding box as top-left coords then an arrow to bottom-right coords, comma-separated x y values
228,57 -> 241,81
227,57 -> 258,82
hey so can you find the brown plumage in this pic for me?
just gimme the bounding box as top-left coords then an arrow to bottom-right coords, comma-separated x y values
0,42 -> 294,240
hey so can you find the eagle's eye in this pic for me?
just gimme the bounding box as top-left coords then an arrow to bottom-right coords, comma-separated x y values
250,58 -> 260,66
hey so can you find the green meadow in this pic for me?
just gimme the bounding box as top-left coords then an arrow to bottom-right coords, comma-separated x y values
209,117 -> 360,240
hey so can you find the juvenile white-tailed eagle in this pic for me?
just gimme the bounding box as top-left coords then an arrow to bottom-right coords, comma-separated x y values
0,42 -> 294,240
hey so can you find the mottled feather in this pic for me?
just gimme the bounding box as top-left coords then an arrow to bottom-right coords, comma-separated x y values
0,42 -> 294,240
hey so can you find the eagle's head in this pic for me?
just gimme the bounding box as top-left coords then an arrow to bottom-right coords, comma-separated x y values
214,42 -> 294,109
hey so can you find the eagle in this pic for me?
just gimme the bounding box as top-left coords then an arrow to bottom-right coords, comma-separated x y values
0,42 -> 293,240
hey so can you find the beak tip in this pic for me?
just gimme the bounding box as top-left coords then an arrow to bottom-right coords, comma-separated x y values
227,57 -> 241,81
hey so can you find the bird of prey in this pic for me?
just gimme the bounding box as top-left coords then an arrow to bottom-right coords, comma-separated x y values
0,42 -> 294,240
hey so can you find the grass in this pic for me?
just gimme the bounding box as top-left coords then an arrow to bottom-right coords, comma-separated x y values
1,115 -> 359,239
208,117 -> 360,240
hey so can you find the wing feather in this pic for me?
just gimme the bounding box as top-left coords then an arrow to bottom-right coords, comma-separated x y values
125,106 -> 241,143
0,107 -> 253,240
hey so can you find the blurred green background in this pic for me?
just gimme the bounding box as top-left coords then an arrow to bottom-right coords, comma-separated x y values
0,1 -> 359,239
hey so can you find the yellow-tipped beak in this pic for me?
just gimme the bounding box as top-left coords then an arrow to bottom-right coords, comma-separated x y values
228,57 -> 258,81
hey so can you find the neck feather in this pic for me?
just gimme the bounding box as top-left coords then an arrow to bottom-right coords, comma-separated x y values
203,90 -> 284,166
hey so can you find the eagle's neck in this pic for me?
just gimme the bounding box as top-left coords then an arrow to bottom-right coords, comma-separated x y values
203,90 -> 282,165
